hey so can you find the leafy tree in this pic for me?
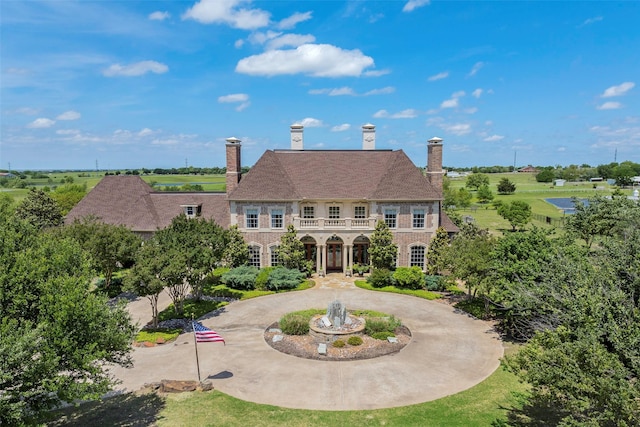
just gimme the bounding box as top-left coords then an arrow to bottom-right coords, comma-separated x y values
443,225 -> 494,300
277,225 -> 306,271
497,200 -> 531,231
0,213 -> 134,425
613,163 -> 636,186
496,177 -> 516,195
476,184 -> 494,203
565,196 -> 638,249
465,173 -> 489,190
222,225 -> 249,268
14,188 -> 63,229
63,217 -> 141,289
426,226 -> 449,275
51,183 -> 87,215
535,169 -> 555,183
368,220 -> 398,270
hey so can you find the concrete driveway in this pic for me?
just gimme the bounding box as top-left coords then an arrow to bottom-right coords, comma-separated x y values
110,275 -> 503,411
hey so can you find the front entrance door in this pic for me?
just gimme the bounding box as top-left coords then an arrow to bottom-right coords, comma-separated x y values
326,243 -> 342,271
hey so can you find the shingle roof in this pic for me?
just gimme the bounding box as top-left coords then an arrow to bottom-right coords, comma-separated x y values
439,211 -> 460,233
228,150 -> 440,201
65,176 -> 229,232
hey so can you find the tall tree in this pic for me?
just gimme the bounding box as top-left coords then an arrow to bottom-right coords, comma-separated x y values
222,225 -> 249,268
368,220 -> 398,270
426,226 -> 449,275
496,177 -> 516,195
498,200 -> 531,231
465,173 -> 489,190
14,189 -> 63,229
0,213 -> 134,425
277,225 -> 306,271
476,184 -> 494,203
51,183 -> 87,215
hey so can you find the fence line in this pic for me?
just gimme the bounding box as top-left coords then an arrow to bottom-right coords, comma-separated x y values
531,213 -> 565,227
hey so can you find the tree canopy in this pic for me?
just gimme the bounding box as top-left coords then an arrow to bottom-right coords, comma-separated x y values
14,189 -> 63,230
368,220 -> 398,270
497,200 -> 532,231
465,173 -> 490,190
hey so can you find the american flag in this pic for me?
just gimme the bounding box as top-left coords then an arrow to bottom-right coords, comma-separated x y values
192,321 -> 225,344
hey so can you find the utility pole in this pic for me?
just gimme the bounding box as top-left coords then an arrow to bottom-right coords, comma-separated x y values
614,148 -> 617,163
513,151 -> 517,172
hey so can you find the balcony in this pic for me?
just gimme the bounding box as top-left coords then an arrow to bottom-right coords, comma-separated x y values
294,217 -> 377,230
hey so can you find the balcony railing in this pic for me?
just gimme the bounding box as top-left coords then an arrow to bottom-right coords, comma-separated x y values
294,217 -> 377,230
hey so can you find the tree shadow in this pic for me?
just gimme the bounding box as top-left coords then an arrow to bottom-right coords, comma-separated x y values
47,392 -> 166,427
492,393 -> 565,426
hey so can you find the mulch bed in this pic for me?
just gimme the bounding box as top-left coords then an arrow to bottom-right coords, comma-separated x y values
264,322 -> 411,361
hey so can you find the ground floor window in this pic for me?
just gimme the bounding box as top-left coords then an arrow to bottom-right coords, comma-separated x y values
270,246 -> 281,267
248,245 -> 261,268
410,245 -> 426,269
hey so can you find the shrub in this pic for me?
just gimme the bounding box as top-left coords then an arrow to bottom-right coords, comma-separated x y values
392,266 -> 425,290
364,315 -> 401,336
425,275 -> 445,291
255,267 -> 275,290
333,339 -> 345,348
158,299 -> 227,321
371,331 -> 396,340
221,265 -> 259,290
367,268 -> 393,288
135,328 -> 182,344
210,267 -> 230,284
279,312 -> 311,335
347,336 -> 363,346
266,267 -> 305,291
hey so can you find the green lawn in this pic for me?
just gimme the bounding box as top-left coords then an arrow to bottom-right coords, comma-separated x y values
447,172 -> 625,234
50,365 -> 527,426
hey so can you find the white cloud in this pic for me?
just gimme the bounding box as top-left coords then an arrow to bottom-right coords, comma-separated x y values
218,93 -> 250,111
403,0 -> 430,13
138,128 -> 154,137
557,147 -> 566,152
56,110 -> 81,121
597,101 -> 623,110
299,117 -> 323,127
151,138 -> 179,146
428,117 -> 472,136
27,118 -> 55,128
364,86 -> 395,95
149,11 -> 170,21
234,39 -> 244,48
236,44 -> 374,77
266,34 -> 316,50
329,87 -> 356,96
103,60 -> 168,77
601,82 -> 635,98
277,11 -> 312,29
331,124 -> 350,132
15,107 -> 39,115
472,88 -> 483,98
428,71 -> 448,81
483,134 -> 504,142
56,129 -> 80,135
363,69 -> 391,77
373,109 -> 418,119
440,91 -> 465,109
579,16 -> 603,27
464,107 -> 478,114
467,61 -> 484,77
182,0 -> 270,29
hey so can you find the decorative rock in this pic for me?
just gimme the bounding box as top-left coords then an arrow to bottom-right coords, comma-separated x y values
318,343 -> 327,355
321,316 -> 332,327
387,337 -> 398,344
160,380 -> 198,393
155,337 -> 166,344
199,381 -> 214,392
268,328 -> 282,333
272,335 -> 284,343
142,341 -> 155,347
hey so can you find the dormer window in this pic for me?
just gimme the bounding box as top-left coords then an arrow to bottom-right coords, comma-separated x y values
182,204 -> 201,218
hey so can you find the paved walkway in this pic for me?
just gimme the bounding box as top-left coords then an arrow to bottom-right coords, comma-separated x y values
110,275 -> 503,410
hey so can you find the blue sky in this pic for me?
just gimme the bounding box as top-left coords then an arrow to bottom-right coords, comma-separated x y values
1,1 -> 639,171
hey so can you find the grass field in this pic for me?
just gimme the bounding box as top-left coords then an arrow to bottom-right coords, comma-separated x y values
447,172 -> 626,234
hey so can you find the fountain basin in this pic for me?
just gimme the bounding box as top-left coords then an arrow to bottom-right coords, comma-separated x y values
309,314 -> 365,343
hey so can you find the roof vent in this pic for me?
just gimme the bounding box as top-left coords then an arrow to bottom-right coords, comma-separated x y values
291,124 -> 303,150
362,123 -> 375,150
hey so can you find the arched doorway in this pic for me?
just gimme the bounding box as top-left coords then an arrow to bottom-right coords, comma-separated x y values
326,236 -> 343,272
353,235 -> 370,266
301,236 -> 317,269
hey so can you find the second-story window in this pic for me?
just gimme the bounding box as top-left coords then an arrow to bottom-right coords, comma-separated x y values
413,209 -> 425,228
303,206 -> 315,218
246,208 -> 259,229
384,209 -> 397,229
354,206 -> 366,219
271,209 -> 283,229
329,206 -> 340,219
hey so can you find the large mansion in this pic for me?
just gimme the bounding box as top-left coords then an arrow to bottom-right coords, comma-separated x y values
66,124 -> 457,274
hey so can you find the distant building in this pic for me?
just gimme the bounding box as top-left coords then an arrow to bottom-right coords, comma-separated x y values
67,125 -> 458,273
518,165 -> 539,173
554,179 -> 566,187
0,172 -> 16,178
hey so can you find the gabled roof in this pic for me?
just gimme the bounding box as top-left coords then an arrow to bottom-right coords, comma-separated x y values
65,176 -> 229,231
228,150 -> 440,201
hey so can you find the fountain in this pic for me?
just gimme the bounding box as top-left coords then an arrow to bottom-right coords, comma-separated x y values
309,300 -> 365,343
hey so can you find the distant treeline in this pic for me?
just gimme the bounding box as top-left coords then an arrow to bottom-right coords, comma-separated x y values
103,166 -> 251,176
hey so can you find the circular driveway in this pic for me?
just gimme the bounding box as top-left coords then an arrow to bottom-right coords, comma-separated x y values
111,280 -> 503,410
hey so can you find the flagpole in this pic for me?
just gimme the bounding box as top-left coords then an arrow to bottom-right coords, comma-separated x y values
192,315 -> 202,383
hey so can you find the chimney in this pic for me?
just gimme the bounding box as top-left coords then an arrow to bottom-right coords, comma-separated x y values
427,137 -> 444,191
225,137 -> 241,194
290,124 -> 304,150
362,123 -> 375,150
